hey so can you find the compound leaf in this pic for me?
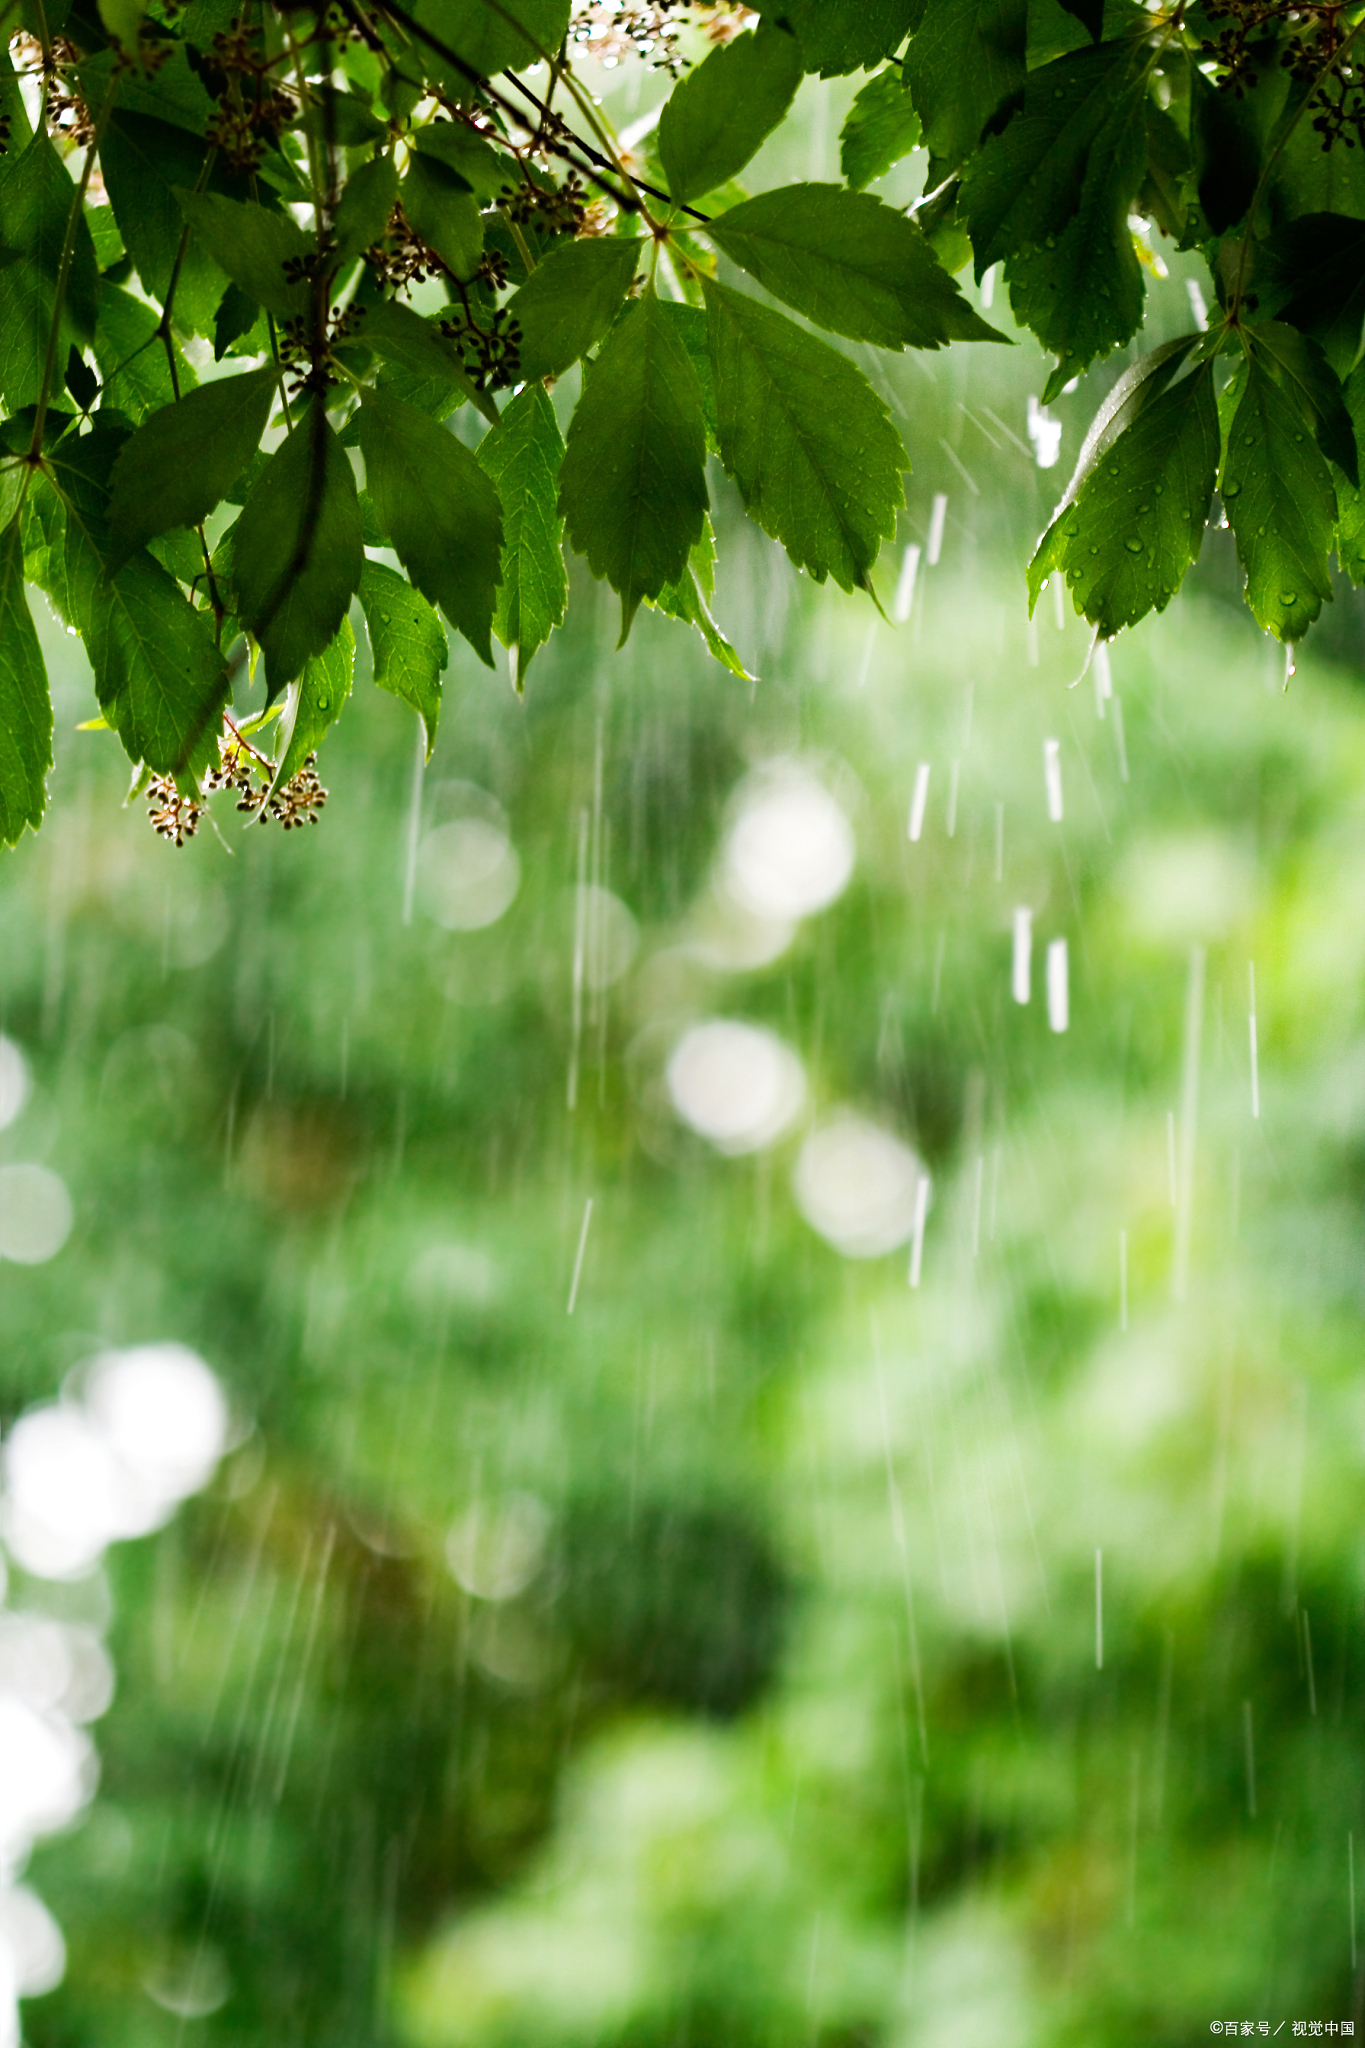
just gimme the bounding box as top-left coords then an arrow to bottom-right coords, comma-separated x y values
100,114 -> 226,335
0,134 -> 99,409
657,23 -> 802,207
401,152 -> 483,279
358,387 -> 503,665
1223,356 -> 1337,642
359,559 -> 447,755
558,290 -> 708,640
1029,360 -> 1217,635
708,184 -> 1005,350
509,237 -> 641,384
107,365 -> 276,572
93,282 -> 197,423
1250,319 -> 1358,487
1334,357 -> 1365,584
840,66 -> 922,189
0,520 -> 52,844
703,276 -> 905,591
333,152 -> 398,267
412,0 -> 572,89
234,405 -> 364,696
477,381 -> 566,689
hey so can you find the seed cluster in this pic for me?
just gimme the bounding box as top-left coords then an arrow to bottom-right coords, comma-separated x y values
147,732 -> 329,848
1201,0 -> 1365,148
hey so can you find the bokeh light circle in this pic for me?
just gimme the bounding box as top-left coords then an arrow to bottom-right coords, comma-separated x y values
793,1113 -> 924,1258
667,1021 -> 807,1155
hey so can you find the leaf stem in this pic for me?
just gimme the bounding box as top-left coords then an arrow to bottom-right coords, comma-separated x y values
29,76 -> 120,463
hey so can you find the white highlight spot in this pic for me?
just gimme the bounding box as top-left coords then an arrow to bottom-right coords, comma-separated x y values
445,1495 -> 549,1602
1093,640 -> 1113,720
908,1173 -> 931,1288
417,818 -> 521,931
1046,938 -> 1069,1033
1249,960 -> 1260,1120
1011,909 -> 1032,1006
722,764 -> 855,924
0,1042 -> 30,1132
793,1113 -> 924,1259
1043,737 -> 1064,822
908,763 -> 930,843
1186,278 -> 1208,330
926,493 -> 948,566
1027,395 -> 1062,469
893,544 -> 921,623
0,1168 -> 71,1266
667,1020 -> 806,1156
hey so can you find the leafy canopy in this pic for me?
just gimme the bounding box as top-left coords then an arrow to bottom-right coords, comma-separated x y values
3,0 -> 1365,846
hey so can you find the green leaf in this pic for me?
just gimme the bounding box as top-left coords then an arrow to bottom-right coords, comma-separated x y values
1334,358 -> 1365,584
106,366 -> 277,573
708,184 -> 1005,350
358,388 -> 503,665
409,120 -> 512,201
657,24 -> 802,208
0,521 -> 53,844
1256,215 -> 1365,380
401,153 -> 483,279
1223,357 -> 1337,643
173,190 -> 312,320
958,40 -> 1140,272
358,560 -> 447,754
1003,85 -> 1149,396
1055,0 -> 1103,40
214,283 -> 265,361
93,283 -> 198,423
903,0 -> 1027,176
273,618 -> 355,788
507,237 -> 641,384
840,66 -> 922,189
1249,320 -> 1358,488
657,302 -> 718,451
558,291 -> 709,639
53,431 -> 229,777
650,523 -> 752,680
703,277 -> 905,590
751,0 -> 917,77
80,45 -> 214,134
100,115 -> 227,336
234,405 -> 364,696
1028,361 -> 1217,636
333,153 -> 398,267
0,134 -> 99,409
97,0 -> 144,52
361,298 -> 497,424
476,381 -> 566,689
411,0 -> 572,88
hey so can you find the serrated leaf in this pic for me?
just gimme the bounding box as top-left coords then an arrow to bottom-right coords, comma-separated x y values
903,0 -> 1027,176
0,521 -> 52,844
508,237 -> 641,384
1249,320 -> 1358,487
402,153 -> 483,279
476,382 -> 566,688
1334,358 -> 1365,584
657,302 -> 717,451
80,45 -> 214,134
273,618 -> 354,788
360,298 -> 496,424
107,365 -> 276,573
93,283 -> 199,423
358,388 -> 503,664
1223,358 -> 1337,642
234,405 -> 364,696
558,291 -> 708,639
0,134 -> 99,410
412,0 -> 572,87
333,153 -> 398,267
409,120 -> 511,201
708,184 -> 1005,351
657,23 -> 801,208
1055,0 -> 1103,40
1028,361 -> 1217,635
703,277 -> 905,591
751,0 -> 917,77
840,66 -> 922,189
100,114 -> 227,336
97,0 -> 143,51
359,560 -> 447,753
650,523 -> 753,680
959,40 -> 1140,272
53,431 -> 229,776
173,190 -> 312,320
